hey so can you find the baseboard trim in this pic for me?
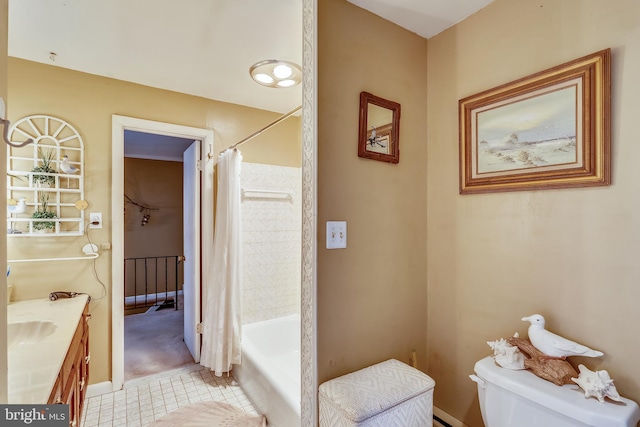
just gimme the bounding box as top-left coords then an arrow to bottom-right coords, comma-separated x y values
86,381 -> 114,398
434,406 -> 469,427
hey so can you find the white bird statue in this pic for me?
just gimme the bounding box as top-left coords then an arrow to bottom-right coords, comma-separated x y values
7,197 -> 27,234
59,155 -> 79,174
521,314 -> 604,359
7,197 -> 27,215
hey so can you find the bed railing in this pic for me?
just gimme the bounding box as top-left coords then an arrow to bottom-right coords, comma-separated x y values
124,255 -> 182,312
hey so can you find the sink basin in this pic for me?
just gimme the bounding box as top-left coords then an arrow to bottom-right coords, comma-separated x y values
8,320 -> 57,349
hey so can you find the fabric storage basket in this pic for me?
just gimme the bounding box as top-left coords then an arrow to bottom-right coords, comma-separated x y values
319,359 -> 436,427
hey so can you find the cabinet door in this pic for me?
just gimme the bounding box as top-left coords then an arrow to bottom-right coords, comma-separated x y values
46,304 -> 90,426
62,364 -> 77,427
78,307 -> 90,423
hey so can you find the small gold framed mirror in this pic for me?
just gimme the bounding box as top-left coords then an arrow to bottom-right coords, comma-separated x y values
358,91 -> 401,164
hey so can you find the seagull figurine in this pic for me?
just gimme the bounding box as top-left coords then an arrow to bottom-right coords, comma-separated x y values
7,197 -> 27,215
522,314 -> 604,359
7,197 -> 27,234
59,155 -> 79,174
59,155 -> 79,188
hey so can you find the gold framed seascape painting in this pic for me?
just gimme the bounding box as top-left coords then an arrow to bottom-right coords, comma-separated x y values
459,49 -> 611,194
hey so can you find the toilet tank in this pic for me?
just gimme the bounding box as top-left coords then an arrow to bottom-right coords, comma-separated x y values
472,356 -> 640,427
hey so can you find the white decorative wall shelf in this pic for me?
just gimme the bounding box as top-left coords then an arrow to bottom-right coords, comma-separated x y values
6,115 -> 85,236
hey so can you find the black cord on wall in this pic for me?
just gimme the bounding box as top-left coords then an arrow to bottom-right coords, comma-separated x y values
84,222 -> 107,308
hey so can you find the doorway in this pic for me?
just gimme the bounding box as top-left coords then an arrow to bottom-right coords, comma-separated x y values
111,115 -> 215,391
122,133 -> 194,381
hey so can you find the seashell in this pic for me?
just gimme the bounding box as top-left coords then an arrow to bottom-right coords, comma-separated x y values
571,364 -> 623,403
487,337 -> 525,370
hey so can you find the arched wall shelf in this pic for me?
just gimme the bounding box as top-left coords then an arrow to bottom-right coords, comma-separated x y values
6,115 -> 86,236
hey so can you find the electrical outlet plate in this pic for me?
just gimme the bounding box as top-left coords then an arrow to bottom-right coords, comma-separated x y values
326,221 -> 347,249
89,212 -> 102,229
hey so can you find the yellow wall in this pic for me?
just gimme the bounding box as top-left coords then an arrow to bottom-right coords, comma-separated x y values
124,158 -> 184,297
0,0 -> 8,404
6,58 -> 301,386
427,0 -> 640,425
317,0 -> 429,384
124,158 -> 183,261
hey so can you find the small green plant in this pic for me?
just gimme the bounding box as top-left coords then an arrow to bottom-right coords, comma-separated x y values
31,147 -> 56,186
31,192 -> 57,231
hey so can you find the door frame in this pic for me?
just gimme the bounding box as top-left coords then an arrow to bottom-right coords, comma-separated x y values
111,115 -> 214,391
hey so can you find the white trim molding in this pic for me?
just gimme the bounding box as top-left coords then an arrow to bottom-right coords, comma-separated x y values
111,115 -> 214,392
300,0 -> 318,425
86,381 -> 114,399
434,406 -> 470,427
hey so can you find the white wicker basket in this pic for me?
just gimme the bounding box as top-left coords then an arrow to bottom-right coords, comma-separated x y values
319,359 -> 435,427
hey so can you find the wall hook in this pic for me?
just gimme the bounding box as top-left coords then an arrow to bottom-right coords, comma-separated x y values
0,98 -> 34,148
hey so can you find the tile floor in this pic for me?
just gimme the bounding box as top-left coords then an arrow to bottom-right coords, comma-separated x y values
81,364 -> 258,427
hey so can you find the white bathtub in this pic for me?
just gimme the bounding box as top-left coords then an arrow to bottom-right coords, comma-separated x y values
234,314 -> 301,427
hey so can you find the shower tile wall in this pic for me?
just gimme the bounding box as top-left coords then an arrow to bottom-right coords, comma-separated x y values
241,162 -> 302,324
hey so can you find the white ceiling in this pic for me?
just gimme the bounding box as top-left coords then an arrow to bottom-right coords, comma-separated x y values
8,0 -> 495,116
8,0 -> 303,115
346,0 -> 495,39
124,131 -> 195,162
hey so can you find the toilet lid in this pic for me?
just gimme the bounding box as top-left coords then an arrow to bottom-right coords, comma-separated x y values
474,356 -> 640,427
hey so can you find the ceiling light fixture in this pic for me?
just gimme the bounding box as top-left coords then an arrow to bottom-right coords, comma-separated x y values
249,60 -> 302,88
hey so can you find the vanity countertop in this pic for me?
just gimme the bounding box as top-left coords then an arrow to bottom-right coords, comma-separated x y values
8,295 -> 89,404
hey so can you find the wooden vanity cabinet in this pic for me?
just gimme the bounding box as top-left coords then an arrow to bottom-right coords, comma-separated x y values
48,303 -> 90,427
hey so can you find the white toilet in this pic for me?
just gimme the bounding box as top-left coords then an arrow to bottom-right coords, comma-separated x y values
470,356 -> 640,427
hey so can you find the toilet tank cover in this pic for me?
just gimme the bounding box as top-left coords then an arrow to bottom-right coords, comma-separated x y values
474,356 -> 640,427
319,359 -> 435,422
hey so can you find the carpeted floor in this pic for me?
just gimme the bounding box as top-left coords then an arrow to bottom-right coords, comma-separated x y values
124,305 -> 195,382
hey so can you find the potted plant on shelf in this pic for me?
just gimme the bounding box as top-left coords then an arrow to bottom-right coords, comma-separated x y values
31,147 -> 56,187
31,192 -> 57,232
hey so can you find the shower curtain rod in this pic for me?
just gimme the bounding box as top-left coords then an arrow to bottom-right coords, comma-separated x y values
224,105 -> 302,153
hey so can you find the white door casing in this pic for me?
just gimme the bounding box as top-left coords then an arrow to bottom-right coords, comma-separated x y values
183,141 -> 201,363
111,115 -> 214,391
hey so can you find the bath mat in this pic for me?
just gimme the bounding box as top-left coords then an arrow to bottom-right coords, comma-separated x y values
148,401 -> 266,427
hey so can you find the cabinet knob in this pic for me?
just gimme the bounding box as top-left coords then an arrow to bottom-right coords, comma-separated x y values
55,397 -> 63,404
79,378 -> 85,391
85,354 -> 91,364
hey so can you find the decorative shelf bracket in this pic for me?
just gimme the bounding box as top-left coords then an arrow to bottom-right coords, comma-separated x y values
0,98 -> 33,148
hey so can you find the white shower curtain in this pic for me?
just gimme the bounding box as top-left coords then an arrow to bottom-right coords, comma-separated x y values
201,148 -> 243,376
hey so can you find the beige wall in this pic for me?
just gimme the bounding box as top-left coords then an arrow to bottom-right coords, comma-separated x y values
427,0 -> 640,425
124,158 -> 183,260
6,58 -> 301,386
317,0 -> 429,384
0,0 -> 8,404
124,158 -> 184,297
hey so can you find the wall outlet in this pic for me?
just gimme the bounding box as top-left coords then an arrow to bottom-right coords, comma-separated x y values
326,221 -> 347,249
89,212 -> 102,229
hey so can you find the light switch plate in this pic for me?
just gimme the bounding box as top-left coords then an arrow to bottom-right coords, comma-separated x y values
326,221 -> 347,249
